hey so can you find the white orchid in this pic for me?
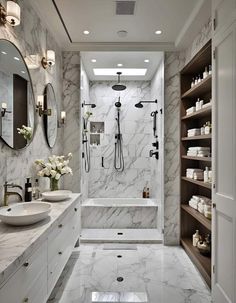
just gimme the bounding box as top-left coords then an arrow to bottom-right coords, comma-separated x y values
17,125 -> 33,140
35,153 -> 73,180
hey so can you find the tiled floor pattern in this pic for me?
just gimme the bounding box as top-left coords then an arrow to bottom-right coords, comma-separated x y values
48,244 -> 212,303
80,229 -> 162,243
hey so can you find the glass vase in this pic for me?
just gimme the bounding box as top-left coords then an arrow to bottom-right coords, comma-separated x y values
50,178 -> 59,191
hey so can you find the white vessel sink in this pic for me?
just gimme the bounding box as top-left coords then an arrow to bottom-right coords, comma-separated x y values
0,202 -> 51,226
42,190 -> 72,202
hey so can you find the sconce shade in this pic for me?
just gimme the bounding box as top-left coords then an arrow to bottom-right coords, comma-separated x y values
37,95 -> 44,108
6,1 -> 20,26
61,111 -> 66,119
47,50 -> 55,66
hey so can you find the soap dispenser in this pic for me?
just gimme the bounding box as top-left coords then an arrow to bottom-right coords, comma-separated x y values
193,230 -> 200,247
25,177 -> 32,202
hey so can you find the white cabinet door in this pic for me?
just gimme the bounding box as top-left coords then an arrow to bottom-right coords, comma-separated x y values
212,0 -> 236,33
212,21 -> 236,303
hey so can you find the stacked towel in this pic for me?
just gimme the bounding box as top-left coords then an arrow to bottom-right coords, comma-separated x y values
189,195 -> 212,213
187,128 -> 201,137
186,168 -> 204,180
186,106 -> 196,115
187,146 -> 210,157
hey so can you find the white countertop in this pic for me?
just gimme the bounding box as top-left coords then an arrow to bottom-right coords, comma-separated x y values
0,193 -> 81,287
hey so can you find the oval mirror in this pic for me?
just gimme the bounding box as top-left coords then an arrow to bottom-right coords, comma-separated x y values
43,83 -> 58,148
0,39 -> 35,149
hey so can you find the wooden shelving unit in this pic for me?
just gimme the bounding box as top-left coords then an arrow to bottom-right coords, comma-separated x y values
180,40 -> 212,288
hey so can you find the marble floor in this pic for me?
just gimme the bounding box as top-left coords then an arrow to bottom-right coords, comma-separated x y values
80,229 -> 162,243
48,244 -> 212,303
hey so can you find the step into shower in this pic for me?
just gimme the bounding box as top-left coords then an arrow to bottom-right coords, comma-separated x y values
80,229 -> 162,243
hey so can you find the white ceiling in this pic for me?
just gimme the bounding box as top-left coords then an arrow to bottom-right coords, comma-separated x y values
81,51 -> 163,81
30,0 -> 211,51
54,0 -> 196,43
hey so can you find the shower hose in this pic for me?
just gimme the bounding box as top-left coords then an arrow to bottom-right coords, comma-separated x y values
114,110 -> 124,172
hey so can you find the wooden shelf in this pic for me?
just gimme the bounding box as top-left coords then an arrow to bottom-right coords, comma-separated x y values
181,177 -> 212,189
181,106 -> 212,120
180,40 -> 212,288
182,155 -> 211,162
181,134 -> 212,141
181,75 -> 212,99
181,205 -> 211,230
181,238 -> 211,288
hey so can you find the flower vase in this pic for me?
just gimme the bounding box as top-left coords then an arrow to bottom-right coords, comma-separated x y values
50,178 -> 59,191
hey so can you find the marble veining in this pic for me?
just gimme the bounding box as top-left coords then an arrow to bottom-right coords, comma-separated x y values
0,0 -> 64,200
47,244 -> 212,303
82,206 -> 158,229
0,194 -> 81,287
87,81 -> 156,198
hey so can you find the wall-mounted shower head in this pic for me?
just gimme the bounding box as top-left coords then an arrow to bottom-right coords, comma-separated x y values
115,97 -> 122,108
112,72 -> 126,91
134,99 -> 157,108
82,102 -> 96,108
135,102 -> 143,108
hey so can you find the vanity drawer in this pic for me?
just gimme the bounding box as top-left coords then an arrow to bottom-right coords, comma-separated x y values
21,268 -> 47,303
0,242 -> 47,303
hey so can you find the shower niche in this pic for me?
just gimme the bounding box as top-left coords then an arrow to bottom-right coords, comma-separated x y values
90,122 -> 104,146
90,122 -> 104,133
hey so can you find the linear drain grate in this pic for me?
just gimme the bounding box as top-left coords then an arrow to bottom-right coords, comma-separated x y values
92,291 -> 148,302
103,244 -> 137,250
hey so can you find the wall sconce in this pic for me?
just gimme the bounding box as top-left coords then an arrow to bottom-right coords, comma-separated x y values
58,111 -> 66,128
1,102 -> 11,117
36,95 -> 51,117
41,50 -> 55,69
0,1 -> 21,27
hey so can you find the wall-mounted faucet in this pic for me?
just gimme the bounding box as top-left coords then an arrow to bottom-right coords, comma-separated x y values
3,182 -> 23,206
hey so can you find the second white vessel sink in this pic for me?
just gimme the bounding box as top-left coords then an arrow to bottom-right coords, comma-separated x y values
0,202 -> 51,226
42,190 -> 72,202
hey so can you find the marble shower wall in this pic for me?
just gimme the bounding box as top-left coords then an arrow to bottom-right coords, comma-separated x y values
88,81 -> 156,198
0,0 -> 64,201
163,18 -> 212,245
63,52 -> 81,193
80,62 -> 90,198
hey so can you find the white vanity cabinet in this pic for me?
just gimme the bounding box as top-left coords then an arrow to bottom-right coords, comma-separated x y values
0,195 -> 81,303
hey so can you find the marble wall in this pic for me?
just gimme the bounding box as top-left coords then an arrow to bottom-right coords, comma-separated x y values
0,0 -> 64,201
62,52 -> 81,193
163,18 -> 212,245
88,81 -> 156,198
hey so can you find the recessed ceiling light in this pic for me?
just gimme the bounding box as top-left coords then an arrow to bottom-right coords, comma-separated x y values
117,30 -> 128,38
144,59 -> 149,63
155,30 -> 162,35
1,51 -> 7,55
93,68 -> 147,76
117,63 -> 123,67
91,59 -> 97,63
14,56 -> 20,61
83,30 -> 90,35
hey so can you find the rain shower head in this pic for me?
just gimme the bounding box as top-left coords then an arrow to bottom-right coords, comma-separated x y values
135,102 -> 143,108
112,72 -> 126,91
115,97 -> 122,107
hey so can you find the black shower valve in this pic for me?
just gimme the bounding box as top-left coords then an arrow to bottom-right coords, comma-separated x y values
150,150 -> 159,159
152,141 -> 159,149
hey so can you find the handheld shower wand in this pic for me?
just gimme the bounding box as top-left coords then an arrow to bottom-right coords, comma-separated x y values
114,107 -> 124,172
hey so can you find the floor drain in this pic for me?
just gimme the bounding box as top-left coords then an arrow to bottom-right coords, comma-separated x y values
117,232 -> 123,235
117,277 -> 124,282
117,255 -> 122,258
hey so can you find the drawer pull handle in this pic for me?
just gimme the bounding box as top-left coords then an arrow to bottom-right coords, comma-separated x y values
58,224 -> 63,228
58,251 -> 63,255
23,298 -> 29,303
74,208 -> 77,212
23,262 -> 29,267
